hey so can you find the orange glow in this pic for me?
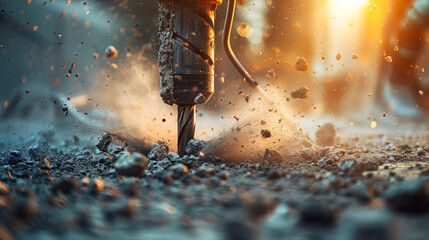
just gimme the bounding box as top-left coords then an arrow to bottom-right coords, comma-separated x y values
335,0 -> 368,7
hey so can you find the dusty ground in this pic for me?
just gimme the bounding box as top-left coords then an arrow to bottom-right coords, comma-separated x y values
1,129 -> 429,240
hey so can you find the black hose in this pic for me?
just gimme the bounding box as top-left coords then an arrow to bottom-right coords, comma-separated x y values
222,0 -> 277,106
222,0 -> 260,88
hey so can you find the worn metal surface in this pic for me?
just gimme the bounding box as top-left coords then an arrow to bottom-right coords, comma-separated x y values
177,105 -> 196,156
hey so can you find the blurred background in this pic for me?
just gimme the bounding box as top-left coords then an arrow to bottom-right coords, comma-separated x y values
0,0 -> 428,152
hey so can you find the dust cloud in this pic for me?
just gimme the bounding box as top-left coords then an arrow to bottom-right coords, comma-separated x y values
89,55 -> 308,160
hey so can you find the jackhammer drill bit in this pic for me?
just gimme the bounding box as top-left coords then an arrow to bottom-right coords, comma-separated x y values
158,0 -> 221,156
177,105 -> 196,156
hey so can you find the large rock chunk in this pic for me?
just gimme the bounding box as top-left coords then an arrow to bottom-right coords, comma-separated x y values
96,133 -> 112,152
383,178 -> 429,213
114,152 -> 148,177
291,86 -> 309,99
148,143 -> 169,160
262,149 -> 283,162
337,209 -> 394,240
7,150 -> 27,165
185,139 -> 207,156
339,161 -> 366,177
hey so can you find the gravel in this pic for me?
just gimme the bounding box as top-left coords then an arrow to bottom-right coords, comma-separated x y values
28,141 -> 52,161
1,132 -> 429,239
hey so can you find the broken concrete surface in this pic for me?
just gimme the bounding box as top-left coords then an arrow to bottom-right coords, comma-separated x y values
1,132 -> 429,240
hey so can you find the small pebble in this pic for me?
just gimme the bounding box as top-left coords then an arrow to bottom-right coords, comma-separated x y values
295,57 -> 309,71
105,45 -> 118,58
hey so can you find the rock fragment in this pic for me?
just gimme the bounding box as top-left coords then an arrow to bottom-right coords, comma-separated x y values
185,139 -> 207,156
105,45 -> 118,58
290,87 -> 309,99
336,52 -> 342,60
385,56 -> 392,62
7,150 -> 26,165
261,130 -> 272,139
219,171 -> 230,180
170,163 -> 188,179
114,152 -> 148,177
384,143 -> 396,151
266,69 -> 276,78
301,148 -> 316,160
337,210 -> 394,240
167,152 -> 179,161
262,149 -> 283,162
295,57 -> 309,71
90,179 -> 104,195
68,62 -> 75,74
236,23 -> 253,38
318,157 -> 335,168
245,95 -> 250,103
107,143 -> 125,155
383,178 -> 429,213
148,143 -> 169,160
417,148 -> 426,156
196,165 -> 215,178
339,161 -> 366,177
267,169 -> 283,180
315,123 -> 336,146
96,133 -> 112,152
158,159 -> 173,169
